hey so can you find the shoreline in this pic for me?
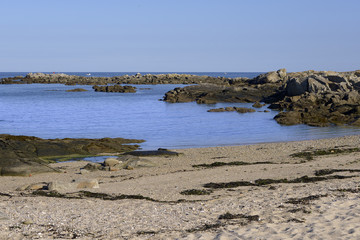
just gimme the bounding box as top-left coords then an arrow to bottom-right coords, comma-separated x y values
1,135 -> 360,239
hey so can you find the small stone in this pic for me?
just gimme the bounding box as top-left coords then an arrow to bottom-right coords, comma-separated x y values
80,169 -> 90,174
22,220 -> 33,225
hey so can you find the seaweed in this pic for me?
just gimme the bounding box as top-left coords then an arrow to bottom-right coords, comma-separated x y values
186,223 -> 223,233
136,230 -> 158,235
291,148 -> 360,161
193,161 -> 275,168
315,169 -> 360,176
180,189 -> 213,195
288,208 -> 311,214
285,194 -> 328,205
218,212 -> 259,222
203,175 -> 356,189
334,188 -> 360,193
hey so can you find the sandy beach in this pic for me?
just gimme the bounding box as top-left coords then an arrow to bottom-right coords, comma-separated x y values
1,135 -> 360,239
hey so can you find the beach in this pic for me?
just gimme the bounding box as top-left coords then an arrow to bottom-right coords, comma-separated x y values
1,135 -> 360,239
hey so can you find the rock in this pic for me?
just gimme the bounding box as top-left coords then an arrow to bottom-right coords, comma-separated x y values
307,76 -> 330,93
48,179 -> 99,192
80,168 -> 90,174
235,107 -> 256,113
93,85 -> 136,93
0,135 -> 143,176
207,108 -> 226,112
123,158 -> 155,169
104,158 -> 120,167
252,102 -> 265,108
66,88 -> 88,92
250,69 -> 287,84
48,181 -> 73,192
286,77 -> 308,96
75,179 -> 99,189
82,163 -> 102,172
16,182 -> 47,191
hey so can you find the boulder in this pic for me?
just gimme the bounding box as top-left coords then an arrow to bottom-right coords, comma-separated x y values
250,69 -> 287,84
286,77 -> 308,96
104,158 -> 120,167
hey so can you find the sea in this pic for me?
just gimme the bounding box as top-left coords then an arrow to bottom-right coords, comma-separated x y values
1,72 -> 360,151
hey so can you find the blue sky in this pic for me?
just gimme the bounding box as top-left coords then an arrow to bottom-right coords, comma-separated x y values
0,0 -> 359,72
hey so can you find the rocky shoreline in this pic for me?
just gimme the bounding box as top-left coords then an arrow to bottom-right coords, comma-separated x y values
0,134 -> 144,176
162,69 -> 360,127
2,69 -> 360,127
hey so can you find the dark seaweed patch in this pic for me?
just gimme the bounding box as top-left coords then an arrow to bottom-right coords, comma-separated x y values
193,161 -> 275,168
291,148 -> 360,161
180,189 -> 213,195
315,169 -> 360,176
285,194 -> 328,205
288,208 -> 311,214
218,212 -> 259,222
203,175 -> 355,189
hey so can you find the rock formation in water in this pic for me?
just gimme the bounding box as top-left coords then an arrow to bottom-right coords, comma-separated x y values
0,134 -> 144,176
163,69 -> 360,127
207,107 -> 256,113
0,72 -> 237,85
2,69 -> 360,127
93,85 -> 137,93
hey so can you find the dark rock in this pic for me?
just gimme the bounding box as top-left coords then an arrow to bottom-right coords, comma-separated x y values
252,102 -> 265,108
93,85 -> 136,93
235,107 -> 256,113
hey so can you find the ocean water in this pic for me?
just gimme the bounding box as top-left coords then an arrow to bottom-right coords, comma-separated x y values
1,72 -> 360,150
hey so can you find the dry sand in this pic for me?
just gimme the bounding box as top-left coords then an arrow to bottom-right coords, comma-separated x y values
1,135 -> 360,239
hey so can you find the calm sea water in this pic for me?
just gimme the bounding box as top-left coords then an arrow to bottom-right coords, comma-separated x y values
1,72 -> 360,150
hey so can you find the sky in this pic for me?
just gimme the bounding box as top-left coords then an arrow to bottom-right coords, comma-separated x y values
0,0 -> 359,72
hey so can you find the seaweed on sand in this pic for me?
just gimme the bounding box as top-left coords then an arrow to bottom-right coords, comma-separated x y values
203,175 -> 355,189
180,189 -> 213,195
193,161 -> 275,168
291,148 -> 360,161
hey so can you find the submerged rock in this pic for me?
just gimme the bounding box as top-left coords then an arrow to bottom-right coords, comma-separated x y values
66,88 -> 88,92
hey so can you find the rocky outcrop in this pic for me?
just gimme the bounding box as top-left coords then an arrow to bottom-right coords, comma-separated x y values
207,107 -> 256,113
0,135 -> 144,176
1,72 -> 241,85
92,85 -> 136,93
269,70 -> 360,126
163,83 -> 280,104
162,69 -> 360,127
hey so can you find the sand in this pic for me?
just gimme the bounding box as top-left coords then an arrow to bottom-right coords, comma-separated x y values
1,135 -> 360,239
